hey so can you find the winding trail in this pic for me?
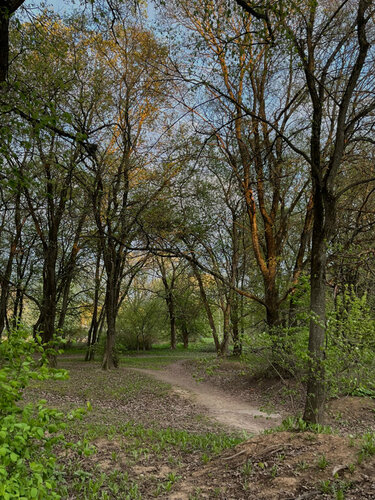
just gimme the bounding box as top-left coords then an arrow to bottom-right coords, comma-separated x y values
131,360 -> 282,434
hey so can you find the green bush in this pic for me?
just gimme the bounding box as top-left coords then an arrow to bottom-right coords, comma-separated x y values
116,295 -> 164,351
0,327 -> 88,499
241,284 -> 375,400
326,287 -> 375,397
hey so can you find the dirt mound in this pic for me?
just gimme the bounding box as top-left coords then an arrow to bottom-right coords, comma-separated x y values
169,431 -> 375,499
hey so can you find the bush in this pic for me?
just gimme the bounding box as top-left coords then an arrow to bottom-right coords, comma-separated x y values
116,295 -> 164,351
241,285 -> 375,401
0,327 -> 88,499
326,287 -> 375,397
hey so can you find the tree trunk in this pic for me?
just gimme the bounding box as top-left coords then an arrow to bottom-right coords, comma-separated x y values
0,247 -> 15,337
0,1 -> 26,82
0,191 -> 23,337
102,284 -> 118,369
231,299 -> 242,356
57,216 -> 84,333
181,323 -> 189,348
0,8 -> 9,83
166,290 -> 176,350
192,263 -> 221,353
219,306 -> 230,356
303,187 -> 328,423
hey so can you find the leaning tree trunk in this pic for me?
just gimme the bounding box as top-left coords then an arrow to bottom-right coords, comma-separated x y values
191,263 -> 221,353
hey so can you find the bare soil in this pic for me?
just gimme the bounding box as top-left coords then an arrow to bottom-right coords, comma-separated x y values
169,432 -> 375,499
132,360 -> 282,434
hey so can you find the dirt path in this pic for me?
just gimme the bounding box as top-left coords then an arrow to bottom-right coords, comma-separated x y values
131,361 -> 282,434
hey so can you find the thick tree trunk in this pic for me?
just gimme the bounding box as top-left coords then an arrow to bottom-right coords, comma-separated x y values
181,324 -> 189,348
102,284 -> 118,370
219,306 -> 230,356
231,299 -> 242,356
0,9 -> 9,83
303,189 -> 328,423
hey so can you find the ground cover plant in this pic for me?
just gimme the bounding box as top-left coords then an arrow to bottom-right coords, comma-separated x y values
0,330 -> 89,499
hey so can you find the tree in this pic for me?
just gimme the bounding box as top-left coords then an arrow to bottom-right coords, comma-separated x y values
165,0 -> 313,337
231,0 -> 375,422
0,0 -> 25,82
84,22 -> 171,369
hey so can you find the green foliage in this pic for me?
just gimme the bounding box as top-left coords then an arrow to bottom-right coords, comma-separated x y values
116,293 -> 165,351
326,287 -> 375,397
277,416 -> 332,435
242,280 -> 375,403
0,328 -> 88,499
358,432 -> 375,462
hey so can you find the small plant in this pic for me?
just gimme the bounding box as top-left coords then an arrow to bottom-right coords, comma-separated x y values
317,454 -> 329,470
319,480 -> 332,494
242,460 -> 253,477
189,487 -> 202,500
336,490 -> 345,500
348,463 -> 355,473
296,460 -> 308,471
358,432 -> 375,462
270,464 -> 278,478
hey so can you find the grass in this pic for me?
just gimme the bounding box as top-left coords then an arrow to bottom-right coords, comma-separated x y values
24,352 -> 245,499
63,342 -> 216,370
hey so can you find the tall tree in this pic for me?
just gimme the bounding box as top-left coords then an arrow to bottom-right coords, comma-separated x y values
231,0 -> 375,422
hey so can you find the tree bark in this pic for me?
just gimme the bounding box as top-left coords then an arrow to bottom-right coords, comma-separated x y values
0,0 -> 26,82
303,188 -> 327,423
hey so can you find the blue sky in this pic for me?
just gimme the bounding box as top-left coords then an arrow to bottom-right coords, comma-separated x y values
32,1 -> 74,14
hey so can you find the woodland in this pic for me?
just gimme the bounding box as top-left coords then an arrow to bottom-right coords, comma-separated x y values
1,0 -> 375,498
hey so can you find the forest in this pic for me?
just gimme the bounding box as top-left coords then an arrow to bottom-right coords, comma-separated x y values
1,0 -> 375,498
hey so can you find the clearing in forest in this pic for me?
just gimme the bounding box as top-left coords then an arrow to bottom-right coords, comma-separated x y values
25,351 -> 375,499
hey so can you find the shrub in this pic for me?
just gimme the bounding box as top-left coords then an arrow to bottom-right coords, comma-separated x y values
0,327 -> 88,499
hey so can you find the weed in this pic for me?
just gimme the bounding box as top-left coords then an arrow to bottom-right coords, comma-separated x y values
348,463 -> 355,473
242,460 -> 253,477
189,487 -> 202,499
319,480 -> 332,494
296,460 -> 308,471
279,416 -> 332,434
358,432 -> 375,462
270,464 -> 278,478
317,454 -> 329,470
